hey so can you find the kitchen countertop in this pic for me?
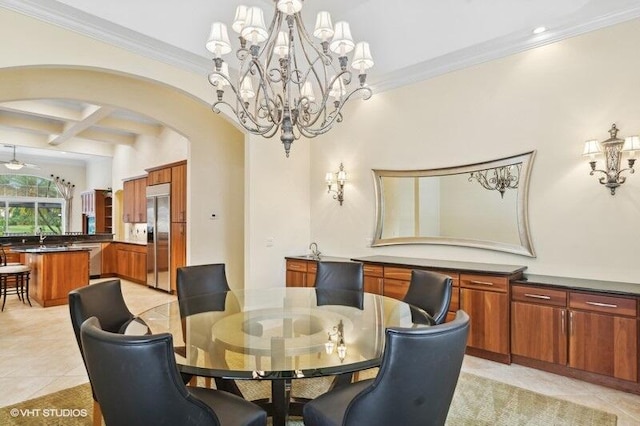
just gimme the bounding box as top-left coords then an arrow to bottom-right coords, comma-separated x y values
516,274 -> 640,297
13,246 -> 91,254
285,255 -> 351,262
350,255 -> 527,276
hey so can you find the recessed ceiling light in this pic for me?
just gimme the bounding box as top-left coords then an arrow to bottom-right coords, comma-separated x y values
532,26 -> 547,35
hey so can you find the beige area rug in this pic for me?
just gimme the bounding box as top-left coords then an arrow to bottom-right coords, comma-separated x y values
0,372 -> 616,425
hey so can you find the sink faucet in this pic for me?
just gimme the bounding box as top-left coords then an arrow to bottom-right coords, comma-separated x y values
309,242 -> 321,260
38,229 -> 47,246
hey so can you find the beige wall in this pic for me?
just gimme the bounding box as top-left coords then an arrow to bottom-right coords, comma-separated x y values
308,19 -> 640,284
0,9 -> 248,286
3,7 -> 639,287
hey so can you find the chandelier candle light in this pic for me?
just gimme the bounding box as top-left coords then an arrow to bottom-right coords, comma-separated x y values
206,1 -> 374,157
468,164 -> 521,199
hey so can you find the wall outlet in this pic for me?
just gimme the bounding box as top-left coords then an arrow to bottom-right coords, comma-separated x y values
209,213 -> 219,220
266,237 -> 274,247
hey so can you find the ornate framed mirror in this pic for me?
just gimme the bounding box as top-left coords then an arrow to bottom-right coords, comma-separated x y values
372,151 -> 536,257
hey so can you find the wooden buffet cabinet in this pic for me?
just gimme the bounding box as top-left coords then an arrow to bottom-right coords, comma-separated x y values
285,255 -> 640,394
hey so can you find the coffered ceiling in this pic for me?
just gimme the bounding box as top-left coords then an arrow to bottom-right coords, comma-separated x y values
1,0 -> 640,165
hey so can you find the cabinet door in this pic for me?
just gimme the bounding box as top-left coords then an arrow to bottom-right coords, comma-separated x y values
131,251 -> 147,283
171,163 -> 187,222
148,168 -> 172,185
101,242 -> 117,276
569,310 -> 637,381
511,301 -> 567,364
383,278 -> 409,300
364,276 -> 383,295
286,260 -> 308,287
116,249 -> 130,277
170,222 -> 187,292
460,287 -> 509,354
123,180 -> 135,223
134,178 -> 147,223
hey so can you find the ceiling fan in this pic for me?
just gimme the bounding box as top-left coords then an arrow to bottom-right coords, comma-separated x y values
1,145 -> 39,170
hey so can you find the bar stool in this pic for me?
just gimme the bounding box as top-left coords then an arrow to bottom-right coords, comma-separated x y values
0,246 -> 31,311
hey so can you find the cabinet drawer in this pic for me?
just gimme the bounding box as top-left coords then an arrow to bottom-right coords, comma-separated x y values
460,274 -> 508,293
569,292 -> 637,317
363,263 -> 383,277
384,267 -> 412,281
512,285 -> 567,307
286,260 -> 308,273
308,262 -> 317,274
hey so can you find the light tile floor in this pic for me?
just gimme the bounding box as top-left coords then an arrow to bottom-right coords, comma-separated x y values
1,279 -> 639,425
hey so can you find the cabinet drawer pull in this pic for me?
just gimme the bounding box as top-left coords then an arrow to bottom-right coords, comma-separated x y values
469,280 -> 494,286
585,301 -> 618,309
524,293 -> 551,300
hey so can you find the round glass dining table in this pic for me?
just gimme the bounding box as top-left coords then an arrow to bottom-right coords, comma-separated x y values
129,287 -> 429,426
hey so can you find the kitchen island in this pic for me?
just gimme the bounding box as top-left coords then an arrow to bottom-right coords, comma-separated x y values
16,247 -> 90,307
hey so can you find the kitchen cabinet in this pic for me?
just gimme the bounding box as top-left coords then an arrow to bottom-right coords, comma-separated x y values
362,263 -> 461,322
170,222 -> 187,292
362,264 -> 383,295
101,242 -> 117,276
171,162 -> 187,222
81,189 -> 112,234
26,250 -> 90,307
511,284 -> 638,385
460,274 -> 510,359
511,285 -> 568,365
568,292 -> 637,382
122,177 -> 147,223
286,259 -> 311,287
147,167 -> 172,185
115,243 -> 147,284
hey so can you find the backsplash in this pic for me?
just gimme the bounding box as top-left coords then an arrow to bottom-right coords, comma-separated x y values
124,223 -> 147,244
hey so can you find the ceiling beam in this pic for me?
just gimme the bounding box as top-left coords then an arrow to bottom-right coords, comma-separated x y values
48,105 -> 115,146
0,113 -> 65,135
95,116 -> 163,136
0,100 -> 82,121
76,128 -> 135,145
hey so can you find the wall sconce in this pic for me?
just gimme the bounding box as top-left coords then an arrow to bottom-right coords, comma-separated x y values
325,163 -> 347,206
583,123 -> 637,195
468,164 -> 521,198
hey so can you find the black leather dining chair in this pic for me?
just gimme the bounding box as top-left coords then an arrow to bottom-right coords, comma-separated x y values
68,279 -> 135,426
404,269 -> 453,325
80,316 -> 267,426
314,261 -> 364,292
176,263 -> 261,392
303,310 -> 470,426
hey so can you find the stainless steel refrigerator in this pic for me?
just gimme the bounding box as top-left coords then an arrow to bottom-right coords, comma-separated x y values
147,183 -> 171,292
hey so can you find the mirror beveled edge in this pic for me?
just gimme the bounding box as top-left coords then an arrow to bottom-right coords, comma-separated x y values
371,151 -> 536,257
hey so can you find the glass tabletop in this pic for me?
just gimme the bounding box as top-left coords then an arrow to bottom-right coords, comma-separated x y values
132,287 -> 429,380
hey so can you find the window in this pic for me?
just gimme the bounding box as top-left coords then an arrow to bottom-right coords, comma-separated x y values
0,175 -> 65,235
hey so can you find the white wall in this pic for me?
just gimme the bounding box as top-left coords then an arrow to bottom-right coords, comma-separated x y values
308,19 -> 640,284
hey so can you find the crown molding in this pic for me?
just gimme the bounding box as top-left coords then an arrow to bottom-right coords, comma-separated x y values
4,0 -> 640,94
371,6 -> 640,93
0,0 -> 212,75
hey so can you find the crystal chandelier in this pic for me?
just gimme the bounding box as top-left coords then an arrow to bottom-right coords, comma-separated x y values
206,1 -> 374,157
468,164 -> 521,198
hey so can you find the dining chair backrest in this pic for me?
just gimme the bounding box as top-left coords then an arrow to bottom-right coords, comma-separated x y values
343,310 -> 469,426
176,263 -> 230,317
314,261 -> 363,292
68,279 -> 134,399
404,269 -> 453,325
80,317 -> 221,426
